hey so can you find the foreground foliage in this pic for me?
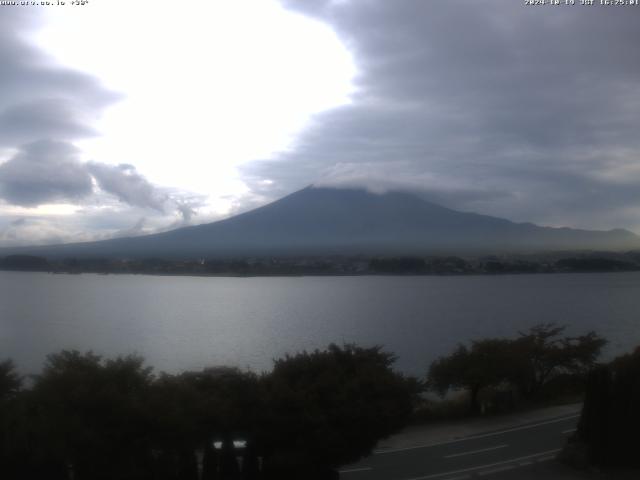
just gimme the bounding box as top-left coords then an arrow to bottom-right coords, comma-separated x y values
576,347 -> 640,468
427,323 -> 606,413
260,345 -> 420,475
0,345 -> 419,480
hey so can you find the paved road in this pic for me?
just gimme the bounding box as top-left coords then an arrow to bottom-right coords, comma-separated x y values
339,413 -> 580,480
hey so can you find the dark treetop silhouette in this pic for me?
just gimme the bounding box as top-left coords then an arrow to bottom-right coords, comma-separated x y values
0,344 -> 419,480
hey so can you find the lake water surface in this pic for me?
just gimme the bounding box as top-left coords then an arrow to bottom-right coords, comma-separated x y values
1,271 -> 639,376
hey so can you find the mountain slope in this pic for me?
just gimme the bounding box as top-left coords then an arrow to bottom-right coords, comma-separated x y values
2,187 -> 638,258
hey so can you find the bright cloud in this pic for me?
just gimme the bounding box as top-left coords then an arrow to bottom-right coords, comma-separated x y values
34,0 -> 356,195
0,0 -> 357,246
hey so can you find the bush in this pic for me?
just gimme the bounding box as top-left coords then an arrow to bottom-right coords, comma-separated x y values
576,347 -> 640,468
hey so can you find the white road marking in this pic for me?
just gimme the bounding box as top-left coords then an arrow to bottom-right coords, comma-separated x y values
444,444 -> 508,459
400,449 -> 561,480
375,414 -> 579,454
478,464 -> 516,476
536,455 -> 557,462
562,428 -> 577,434
339,466 -> 373,474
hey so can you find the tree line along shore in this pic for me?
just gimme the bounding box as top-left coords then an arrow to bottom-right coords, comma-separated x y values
3,252 -> 640,276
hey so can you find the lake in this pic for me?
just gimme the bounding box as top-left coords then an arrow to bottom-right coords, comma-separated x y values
1,271 -> 639,376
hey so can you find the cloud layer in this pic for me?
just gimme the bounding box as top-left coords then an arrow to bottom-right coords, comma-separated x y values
87,163 -> 168,212
0,10 -> 118,147
0,140 -> 203,221
242,1 -> 640,231
0,140 -> 93,206
4,2 -> 640,246
0,9 -> 206,246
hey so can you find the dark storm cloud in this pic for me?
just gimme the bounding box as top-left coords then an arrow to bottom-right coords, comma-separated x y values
0,140 -> 93,206
247,0 -> 640,230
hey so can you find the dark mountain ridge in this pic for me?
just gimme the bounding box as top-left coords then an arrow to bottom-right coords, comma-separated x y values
1,187 -> 638,259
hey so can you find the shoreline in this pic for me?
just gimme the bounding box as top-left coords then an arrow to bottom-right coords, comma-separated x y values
2,268 -> 640,279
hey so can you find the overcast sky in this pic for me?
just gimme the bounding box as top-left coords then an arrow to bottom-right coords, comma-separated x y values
1,0 -> 640,246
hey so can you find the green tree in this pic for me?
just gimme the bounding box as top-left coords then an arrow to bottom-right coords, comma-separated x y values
511,324 -> 606,398
427,324 -> 607,414
29,350 -> 155,480
260,344 -> 420,477
428,339 -> 514,414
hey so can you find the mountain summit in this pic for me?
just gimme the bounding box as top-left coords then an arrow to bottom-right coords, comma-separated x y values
3,187 -> 638,258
